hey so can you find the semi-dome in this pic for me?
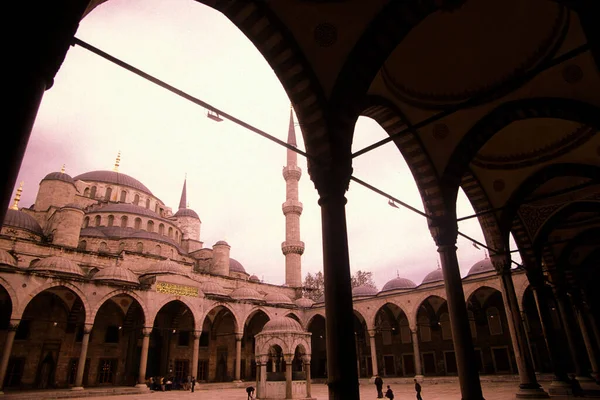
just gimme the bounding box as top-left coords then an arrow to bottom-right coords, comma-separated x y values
3,209 -> 43,235
92,266 -> 139,285
422,269 -> 443,284
73,170 -> 153,195
264,292 -> 293,305
30,256 -> 85,277
381,277 -> 417,292
142,259 -> 188,276
230,286 -> 262,301
43,171 -> 75,185
352,285 -> 378,297
262,317 -> 303,333
0,249 -> 17,267
229,258 -> 247,274
467,258 -> 495,276
248,274 -> 260,282
200,281 -> 226,296
174,208 -> 199,219
295,297 -> 314,308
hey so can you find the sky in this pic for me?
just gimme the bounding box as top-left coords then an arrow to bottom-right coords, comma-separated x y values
12,0 -> 520,288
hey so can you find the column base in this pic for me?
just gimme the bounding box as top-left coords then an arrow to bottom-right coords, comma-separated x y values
515,385 -> 549,399
233,380 -> 243,383
71,386 -> 84,391
135,384 -> 150,390
548,380 -> 573,396
414,375 -> 424,382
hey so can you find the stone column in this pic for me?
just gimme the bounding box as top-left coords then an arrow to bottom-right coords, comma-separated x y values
411,329 -> 423,379
303,355 -> 312,398
255,357 -> 262,399
285,356 -> 293,399
137,327 -> 152,387
258,356 -> 268,399
2,1 -> 89,225
368,329 -> 378,378
553,288 -> 592,380
235,333 -> 243,382
0,320 -> 20,394
433,218 -> 484,400
312,162 -> 359,400
72,324 -> 93,390
493,254 -> 548,398
192,331 -> 201,380
572,297 -> 599,381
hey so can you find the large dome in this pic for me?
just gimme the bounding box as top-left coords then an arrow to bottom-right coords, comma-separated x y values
3,209 -> 43,235
352,285 -> 378,297
43,171 -> 75,185
229,258 -> 247,274
73,170 -> 153,195
467,258 -> 495,276
92,266 -> 139,285
381,277 -> 417,292
31,256 -> 85,277
262,317 -> 303,333
422,269 -> 443,284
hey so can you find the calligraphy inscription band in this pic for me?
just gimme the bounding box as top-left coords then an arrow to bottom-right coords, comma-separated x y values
156,282 -> 199,297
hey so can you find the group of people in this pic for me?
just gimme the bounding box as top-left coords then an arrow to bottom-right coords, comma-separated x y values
374,375 -> 423,400
146,375 -> 196,392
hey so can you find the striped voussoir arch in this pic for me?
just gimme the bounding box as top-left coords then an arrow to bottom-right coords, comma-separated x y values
510,215 -> 538,268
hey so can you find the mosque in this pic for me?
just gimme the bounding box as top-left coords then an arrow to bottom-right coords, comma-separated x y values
0,111 -> 567,394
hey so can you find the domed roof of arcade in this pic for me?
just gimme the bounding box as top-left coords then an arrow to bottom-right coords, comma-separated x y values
200,281 -> 227,296
352,285 -> 378,297
466,257 -> 495,277
230,286 -> 262,301
381,277 -> 417,292
422,268 -> 443,285
264,292 -> 293,305
141,259 -> 189,277
91,266 -> 139,285
30,256 -> 86,277
0,249 -> 17,268
295,297 -> 314,308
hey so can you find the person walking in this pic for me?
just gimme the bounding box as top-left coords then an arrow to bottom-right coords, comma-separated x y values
374,375 -> 384,398
414,378 -> 423,400
385,385 -> 394,400
191,376 -> 196,393
246,385 -> 255,400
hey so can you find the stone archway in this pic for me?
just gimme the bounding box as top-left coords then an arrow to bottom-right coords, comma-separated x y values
372,302 -> 412,378
202,305 -> 239,382
306,314 -> 326,379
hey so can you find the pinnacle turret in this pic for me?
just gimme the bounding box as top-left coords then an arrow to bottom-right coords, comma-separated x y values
179,178 -> 187,210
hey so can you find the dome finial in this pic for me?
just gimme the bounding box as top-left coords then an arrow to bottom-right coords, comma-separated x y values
10,182 -> 23,210
396,270 -> 399,278
437,259 -> 441,270
113,151 -> 121,172
60,164 -> 66,173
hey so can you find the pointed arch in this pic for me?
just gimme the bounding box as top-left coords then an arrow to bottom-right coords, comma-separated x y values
16,281 -> 91,324
0,276 -> 18,320
150,296 -> 200,331
90,289 -> 149,325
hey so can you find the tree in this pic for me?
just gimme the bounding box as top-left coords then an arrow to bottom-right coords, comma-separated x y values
302,270 -> 378,301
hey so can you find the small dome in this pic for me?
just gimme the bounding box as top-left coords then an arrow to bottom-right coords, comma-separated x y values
467,258 -> 494,276
73,170 -> 153,195
230,286 -> 262,301
249,274 -> 260,282
92,266 -> 139,285
352,285 -> 378,297
262,317 -> 303,333
229,258 -> 246,274
0,249 -> 17,267
3,209 -> 43,235
31,256 -> 85,277
214,240 -> 229,246
381,277 -> 417,292
174,208 -> 199,219
295,297 -> 314,308
43,171 -> 75,185
200,281 -> 226,296
264,292 -> 293,305
422,269 -> 443,284
142,259 -> 188,276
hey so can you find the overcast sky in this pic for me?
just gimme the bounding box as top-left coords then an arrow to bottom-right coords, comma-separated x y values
12,0 -> 520,288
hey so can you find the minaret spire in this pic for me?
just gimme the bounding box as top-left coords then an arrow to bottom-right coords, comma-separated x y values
281,105 -> 304,287
179,176 -> 187,209
10,182 -> 23,210
113,151 -> 121,172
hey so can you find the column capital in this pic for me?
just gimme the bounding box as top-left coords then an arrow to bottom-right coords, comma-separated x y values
308,161 -> 353,204
368,329 -> 377,338
83,324 -> 94,335
235,332 -> 243,341
193,331 -> 202,340
8,319 -> 21,332
302,355 -> 311,364
142,327 -> 153,336
429,214 -> 458,247
256,355 -> 269,365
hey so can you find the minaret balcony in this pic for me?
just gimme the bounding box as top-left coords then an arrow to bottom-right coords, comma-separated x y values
282,200 -> 303,215
281,241 -> 305,255
282,166 -> 302,180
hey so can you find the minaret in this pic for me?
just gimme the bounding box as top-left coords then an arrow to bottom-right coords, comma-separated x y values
281,106 -> 304,287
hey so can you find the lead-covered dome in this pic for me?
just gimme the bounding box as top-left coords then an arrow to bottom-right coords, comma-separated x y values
141,259 -> 188,276
73,170 -> 153,195
0,249 -> 17,267
381,277 -> 417,292
31,256 -> 85,277
264,292 -> 293,305
174,208 -> 199,219
92,266 -> 139,285
352,285 -> 378,297
230,286 -> 262,301
262,317 -> 303,333
422,269 -> 443,284
3,209 -> 43,235
229,258 -> 246,274
43,171 -> 75,185
249,274 -> 260,282
295,297 -> 314,308
200,281 -> 226,296
467,258 -> 494,276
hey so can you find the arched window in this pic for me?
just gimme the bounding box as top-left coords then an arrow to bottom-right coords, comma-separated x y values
90,186 -> 97,198
158,224 -> 164,235
134,194 -> 140,206
168,227 -> 173,238
83,217 -> 89,228
147,220 -> 154,232
121,216 -> 128,228
120,190 -> 127,202
107,215 -> 114,227
440,313 -> 452,340
99,242 -> 108,253
175,231 -> 179,241
170,249 -> 174,258
146,199 -> 150,209
83,188 -> 90,197
468,310 -> 477,339
134,218 -> 142,230
487,307 -> 503,335
77,240 -> 87,251
154,245 -> 161,256
136,242 -> 143,253
418,316 -> 431,342
104,187 -> 112,201
399,318 -> 411,344
94,215 -> 101,227
155,204 -> 159,213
